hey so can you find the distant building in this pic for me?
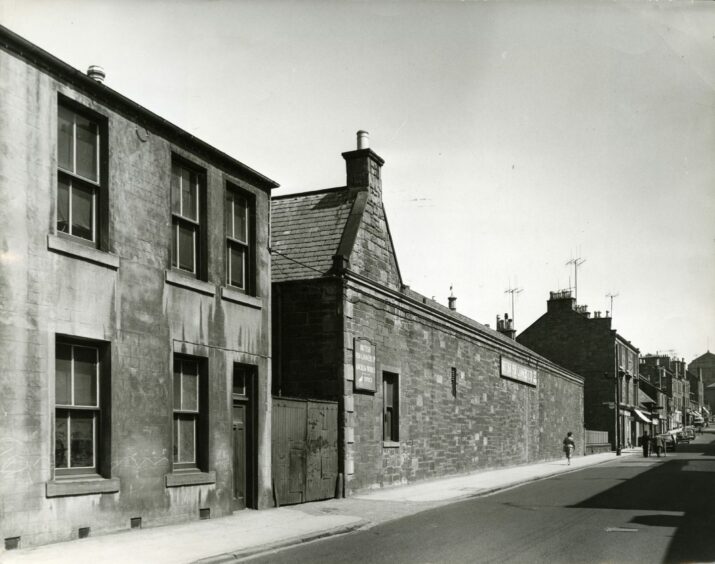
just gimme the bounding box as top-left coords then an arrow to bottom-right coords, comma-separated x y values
0,26 -> 277,549
516,292 -> 642,449
271,133 -> 585,497
689,351 -> 715,389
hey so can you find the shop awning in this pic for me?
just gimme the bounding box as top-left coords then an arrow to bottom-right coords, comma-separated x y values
633,409 -> 652,424
638,389 -> 656,405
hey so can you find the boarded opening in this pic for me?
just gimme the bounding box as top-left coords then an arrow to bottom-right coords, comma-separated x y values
130,517 -> 142,529
272,397 -> 338,505
78,527 -> 90,539
199,508 -> 210,520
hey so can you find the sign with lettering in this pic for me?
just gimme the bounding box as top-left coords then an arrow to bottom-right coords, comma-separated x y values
354,338 -> 376,392
500,357 -> 537,387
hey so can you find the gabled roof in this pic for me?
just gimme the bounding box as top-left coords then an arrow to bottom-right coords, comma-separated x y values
0,24 -> 278,191
691,351 -> 715,365
271,187 -> 356,282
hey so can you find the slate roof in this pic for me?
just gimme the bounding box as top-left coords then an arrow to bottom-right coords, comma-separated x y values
271,187 -> 355,282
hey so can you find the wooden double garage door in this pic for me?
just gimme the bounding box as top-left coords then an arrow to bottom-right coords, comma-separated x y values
272,398 -> 338,505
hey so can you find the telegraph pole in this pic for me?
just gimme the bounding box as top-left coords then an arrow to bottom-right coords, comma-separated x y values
566,257 -> 586,302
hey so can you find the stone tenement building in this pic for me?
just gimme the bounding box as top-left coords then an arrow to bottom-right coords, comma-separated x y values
271,132 -> 585,496
691,351 -> 715,418
517,292 -> 642,450
0,26 -> 277,549
689,351 -> 715,389
640,355 -> 690,429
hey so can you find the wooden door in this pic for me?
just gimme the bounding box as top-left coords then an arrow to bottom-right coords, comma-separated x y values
232,404 -> 247,509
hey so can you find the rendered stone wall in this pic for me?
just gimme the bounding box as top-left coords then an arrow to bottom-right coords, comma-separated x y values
0,46 -> 273,549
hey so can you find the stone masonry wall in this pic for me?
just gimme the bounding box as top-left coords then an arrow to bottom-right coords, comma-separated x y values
518,311 -> 619,443
342,286 -> 584,493
0,47 -> 272,549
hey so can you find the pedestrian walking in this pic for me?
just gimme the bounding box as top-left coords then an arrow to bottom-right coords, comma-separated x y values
642,431 -> 650,457
563,431 -> 575,465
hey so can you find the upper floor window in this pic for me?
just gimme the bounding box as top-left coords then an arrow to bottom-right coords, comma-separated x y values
225,186 -> 253,292
55,339 -> 105,477
171,161 -> 203,276
57,104 -> 103,243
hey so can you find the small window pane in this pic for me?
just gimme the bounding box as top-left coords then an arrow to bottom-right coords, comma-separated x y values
233,194 -> 248,243
181,168 -> 197,221
384,411 -> 392,441
73,346 -> 98,406
178,223 -> 195,272
384,380 -> 393,408
171,165 -> 181,214
182,368 -> 198,412
57,177 -> 70,234
233,367 -> 246,396
173,415 -> 179,462
225,192 -> 233,238
55,344 -> 72,405
173,361 -> 182,409
178,417 -> 195,463
55,411 -> 69,469
71,182 -> 94,241
58,107 -> 73,172
229,244 -> 245,289
75,115 -> 98,182
70,412 -> 94,468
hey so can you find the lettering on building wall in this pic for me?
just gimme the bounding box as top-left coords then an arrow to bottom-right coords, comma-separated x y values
354,338 -> 376,392
500,356 -> 537,387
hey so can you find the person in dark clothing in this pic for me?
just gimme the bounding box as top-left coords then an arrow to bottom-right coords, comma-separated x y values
563,432 -> 575,465
642,431 -> 650,457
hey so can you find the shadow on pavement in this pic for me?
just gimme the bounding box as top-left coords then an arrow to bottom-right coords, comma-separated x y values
572,434 -> 715,563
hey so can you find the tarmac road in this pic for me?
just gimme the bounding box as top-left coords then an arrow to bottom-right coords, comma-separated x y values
248,432 -> 715,564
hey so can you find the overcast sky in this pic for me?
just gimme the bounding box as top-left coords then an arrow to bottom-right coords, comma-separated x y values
2,0 -> 713,363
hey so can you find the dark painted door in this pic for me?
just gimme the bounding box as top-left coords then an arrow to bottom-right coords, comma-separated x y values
233,404 -> 247,509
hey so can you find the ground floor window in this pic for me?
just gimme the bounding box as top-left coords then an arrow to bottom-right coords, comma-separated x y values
173,355 -> 208,471
55,338 -> 105,477
383,372 -> 399,442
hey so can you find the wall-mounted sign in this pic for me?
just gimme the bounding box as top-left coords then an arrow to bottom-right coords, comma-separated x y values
354,338 -> 376,392
500,356 -> 537,387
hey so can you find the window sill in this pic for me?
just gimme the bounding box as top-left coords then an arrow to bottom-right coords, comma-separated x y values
220,286 -> 262,309
47,234 -> 119,270
165,270 -> 216,296
46,476 -> 120,497
383,441 -> 400,448
165,470 -> 216,487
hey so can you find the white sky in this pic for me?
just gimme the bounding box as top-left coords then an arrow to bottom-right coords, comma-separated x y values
2,0 -> 713,362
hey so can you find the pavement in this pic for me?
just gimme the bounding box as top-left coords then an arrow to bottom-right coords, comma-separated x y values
1,449 -> 640,564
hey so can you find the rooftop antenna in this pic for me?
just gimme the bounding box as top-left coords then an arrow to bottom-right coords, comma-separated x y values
606,292 -> 619,317
566,256 -> 586,302
504,285 -> 523,326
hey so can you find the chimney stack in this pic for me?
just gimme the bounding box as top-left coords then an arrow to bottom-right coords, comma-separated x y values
357,130 -> 369,149
342,130 -> 384,195
448,286 -> 457,311
496,313 -> 516,339
87,65 -> 106,83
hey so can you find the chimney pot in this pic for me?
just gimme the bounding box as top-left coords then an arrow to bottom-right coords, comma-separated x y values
357,130 -> 369,150
87,65 -> 106,83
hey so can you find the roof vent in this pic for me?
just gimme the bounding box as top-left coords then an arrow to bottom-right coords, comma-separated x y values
87,65 -> 106,83
357,130 -> 369,150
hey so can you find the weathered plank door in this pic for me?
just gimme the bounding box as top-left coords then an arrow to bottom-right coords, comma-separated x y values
306,401 -> 338,501
272,397 -> 338,505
